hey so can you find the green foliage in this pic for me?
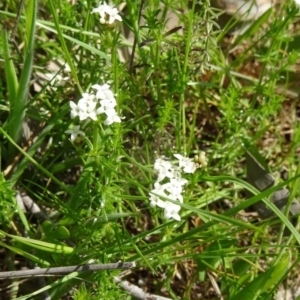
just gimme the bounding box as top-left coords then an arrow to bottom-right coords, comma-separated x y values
0,173 -> 15,226
5,0 -> 37,160
0,0 -> 300,299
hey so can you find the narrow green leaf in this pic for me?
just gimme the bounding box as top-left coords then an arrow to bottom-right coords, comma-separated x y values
83,213 -> 136,230
7,0 -> 37,158
0,126 -> 71,194
227,258 -> 255,297
196,239 -> 235,272
202,175 -> 300,245
232,257 -> 255,277
15,271 -> 80,300
0,241 -> 50,267
11,195 -> 30,232
1,231 -> 74,254
36,21 -> 110,69
3,30 -> 18,104
127,174 -> 300,261
42,221 -> 70,239
47,0 -> 82,93
230,254 -> 289,300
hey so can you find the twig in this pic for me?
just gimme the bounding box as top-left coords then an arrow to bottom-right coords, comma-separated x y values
207,271 -> 223,300
9,0 -> 25,43
0,262 -> 136,279
114,276 -> 172,300
9,0 -> 25,60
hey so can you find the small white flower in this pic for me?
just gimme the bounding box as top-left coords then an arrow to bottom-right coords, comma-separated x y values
183,161 -> 197,174
91,2 -> 111,17
65,125 -> 85,142
103,109 -> 121,125
79,92 -> 97,103
149,193 -> 166,208
96,99 -> 117,115
164,203 -> 181,221
162,178 -> 188,202
92,83 -> 110,91
103,90 -> 116,102
107,7 -> 122,24
91,3 -> 122,24
102,96 -> 117,108
92,83 -> 114,100
154,158 -> 171,172
70,101 -> 84,119
149,182 -> 168,208
174,154 -> 198,174
154,158 -> 174,182
70,94 -> 98,121
78,98 -> 97,121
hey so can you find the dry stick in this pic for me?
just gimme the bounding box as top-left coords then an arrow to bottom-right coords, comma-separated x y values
9,0 -> 25,61
207,271 -> 224,300
0,262 -> 136,279
128,0 -> 145,73
9,0 -> 25,43
114,277 -> 172,300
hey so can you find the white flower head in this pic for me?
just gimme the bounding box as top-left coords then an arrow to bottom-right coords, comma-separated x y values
149,156 -> 190,221
92,83 -> 115,101
77,97 -> 97,121
154,158 -> 171,172
96,99 -> 117,115
69,83 -> 122,125
79,92 -> 97,103
103,110 -> 121,125
107,7 -> 122,24
163,203 -> 181,221
69,92 -> 99,121
174,154 -> 198,174
162,178 -> 188,202
70,101 -> 83,119
65,125 -> 85,142
91,2 -> 122,24
154,158 -> 175,182
149,193 -> 166,209
149,182 -> 168,208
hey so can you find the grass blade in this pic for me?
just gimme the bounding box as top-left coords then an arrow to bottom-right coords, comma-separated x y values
7,0 -> 37,159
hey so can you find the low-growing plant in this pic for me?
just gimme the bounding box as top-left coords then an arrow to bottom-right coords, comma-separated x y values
1,0 -> 300,299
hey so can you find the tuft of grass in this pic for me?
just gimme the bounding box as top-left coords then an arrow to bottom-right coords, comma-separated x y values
1,0 -> 300,299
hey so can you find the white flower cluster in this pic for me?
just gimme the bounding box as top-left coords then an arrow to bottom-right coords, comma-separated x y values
69,84 -> 121,125
149,153 -> 207,221
91,2 -> 122,25
65,83 -> 121,142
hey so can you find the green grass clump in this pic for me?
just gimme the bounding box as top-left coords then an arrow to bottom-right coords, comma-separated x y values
1,0 -> 300,299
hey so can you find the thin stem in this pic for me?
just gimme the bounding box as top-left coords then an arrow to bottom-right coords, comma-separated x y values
0,262 -> 136,279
